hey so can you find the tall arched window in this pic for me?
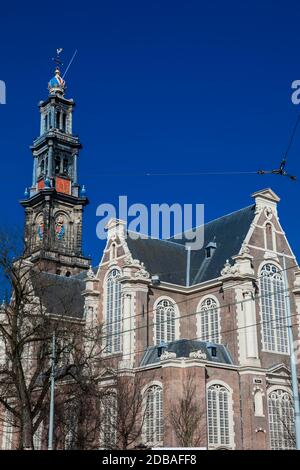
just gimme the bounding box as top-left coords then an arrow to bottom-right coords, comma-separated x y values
105,269 -> 121,354
198,297 -> 220,343
260,264 -> 289,353
100,393 -> 117,449
268,389 -> 295,450
207,383 -> 233,449
144,385 -> 163,446
1,408 -> 13,450
33,420 -> 43,450
155,299 -> 176,345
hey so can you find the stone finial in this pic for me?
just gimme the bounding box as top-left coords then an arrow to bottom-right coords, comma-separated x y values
87,266 -> 95,279
221,259 -> 239,277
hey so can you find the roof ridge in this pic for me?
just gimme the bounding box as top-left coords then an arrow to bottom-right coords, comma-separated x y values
127,230 -> 187,249
169,204 -> 255,243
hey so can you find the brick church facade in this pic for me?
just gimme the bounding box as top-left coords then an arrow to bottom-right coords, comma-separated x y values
0,65 -> 299,450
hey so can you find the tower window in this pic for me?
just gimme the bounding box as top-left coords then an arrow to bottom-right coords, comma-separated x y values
55,157 -> 61,174
40,159 -> 45,176
44,114 -> 48,131
62,113 -> 67,132
63,158 -> 69,175
56,110 -> 61,129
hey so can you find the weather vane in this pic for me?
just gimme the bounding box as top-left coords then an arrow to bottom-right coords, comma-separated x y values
52,48 -> 64,69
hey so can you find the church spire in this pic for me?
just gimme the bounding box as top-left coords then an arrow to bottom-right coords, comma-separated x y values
48,48 -> 66,96
20,51 -> 90,276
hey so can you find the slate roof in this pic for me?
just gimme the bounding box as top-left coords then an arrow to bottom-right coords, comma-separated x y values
31,272 -> 85,319
127,204 -> 256,286
140,339 -> 233,366
126,236 -> 187,285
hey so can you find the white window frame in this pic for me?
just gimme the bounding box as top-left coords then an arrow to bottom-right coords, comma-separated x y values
1,408 -> 14,450
206,381 -> 234,450
197,295 -> 221,343
153,297 -> 179,346
268,387 -> 296,450
259,263 -> 289,354
99,392 -> 117,449
33,420 -> 43,450
104,269 -> 122,354
143,382 -> 164,447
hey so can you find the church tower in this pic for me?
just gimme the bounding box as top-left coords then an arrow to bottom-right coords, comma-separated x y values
20,59 -> 90,276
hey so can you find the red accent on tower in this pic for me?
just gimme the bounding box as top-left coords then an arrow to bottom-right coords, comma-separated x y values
37,179 -> 45,190
56,177 -> 71,195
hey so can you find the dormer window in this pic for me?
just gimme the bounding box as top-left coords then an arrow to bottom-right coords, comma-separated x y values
205,241 -> 217,259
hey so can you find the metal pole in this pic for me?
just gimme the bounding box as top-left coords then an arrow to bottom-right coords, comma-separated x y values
186,246 -> 191,287
48,332 -> 56,450
282,255 -> 300,449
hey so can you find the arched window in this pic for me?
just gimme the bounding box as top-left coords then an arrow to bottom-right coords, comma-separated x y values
40,159 -> 45,176
1,408 -> 14,450
100,393 -> 117,449
55,157 -> 61,174
198,297 -> 220,343
260,264 -> 288,353
144,385 -> 163,446
33,420 -> 43,450
63,157 -> 69,175
62,113 -> 67,132
64,401 -> 78,450
56,110 -> 61,129
207,384 -> 233,449
105,269 -> 121,354
155,299 -> 176,345
268,389 -> 295,450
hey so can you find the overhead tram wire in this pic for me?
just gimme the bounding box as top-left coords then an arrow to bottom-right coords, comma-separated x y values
100,288 -> 299,363
102,265 -> 298,338
98,260 -> 299,332
97,170 -> 259,178
100,284 -> 295,344
95,112 -> 300,181
258,111 -> 300,181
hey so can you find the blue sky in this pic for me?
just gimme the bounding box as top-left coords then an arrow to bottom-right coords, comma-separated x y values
0,0 -> 300,264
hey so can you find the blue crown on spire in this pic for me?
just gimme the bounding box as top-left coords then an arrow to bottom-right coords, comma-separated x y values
48,67 -> 65,96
